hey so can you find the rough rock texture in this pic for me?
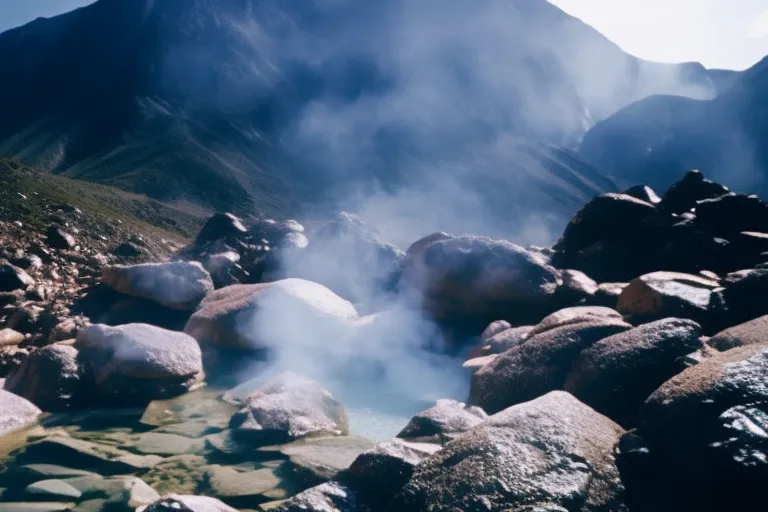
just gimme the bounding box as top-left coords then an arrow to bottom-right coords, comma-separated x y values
229,373 -> 349,445
616,271 -> 719,327
140,494 -> 240,512
344,439 -> 441,507
556,269 -> 600,305
0,259 -> 34,292
75,324 -> 204,405
390,391 -> 626,512
718,268 -> 768,327
400,236 -> 561,325
470,319 -> 631,413
528,306 -> 623,338
185,279 -> 358,352
479,325 -> 533,356
479,320 -> 512,344
5,345 -> 82,412
274,435 -> 375,485
195,213 -> 247,245
397,399 -> 487,444
623,344 -> 768,510
564,318 -> 702,426
276,482 -> 371,512
708,314 -> 768,351
102,262 -> 214,311
0,389 -> 42,437
658,169 -> 729,214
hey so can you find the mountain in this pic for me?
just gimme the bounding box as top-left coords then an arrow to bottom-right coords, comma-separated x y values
580,55 -> 768,195
0,0 -> 717,240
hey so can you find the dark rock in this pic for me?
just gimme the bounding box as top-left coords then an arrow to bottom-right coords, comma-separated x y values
202,252 -> 244,289
397,399 -> 487,443
390,391 -> 626,512
655,230 -> 731,275
102,262 -> 214,311
0,389 -> 41,437
616,271 -> 719,327
195,213 -> 247,245
113,242 -> 143,258
528,306 -> 623,338
628,344 -> 768,511
275,482 -> 371,512
5,345 -> 82,412
140,495 -> 239,512
623,184 -> 661,204
565,318 -> 702,426
45,226 -> 76,250
695,193 -> 768,237
400,236 -> 561,326
344,439 -> 441,507
75,323 -> 204,406
0,260 -> 34,292
591,282 -> 627,308
555,269 -> 599,305
469,319 -> 631,414
718,268 -> 768,327
229,373 -> 349,446
5,305 -> 44,334
659,170 -> 730,214
708,314 -> 768,351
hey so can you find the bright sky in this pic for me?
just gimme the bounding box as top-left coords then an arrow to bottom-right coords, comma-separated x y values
0,0 -> 765,70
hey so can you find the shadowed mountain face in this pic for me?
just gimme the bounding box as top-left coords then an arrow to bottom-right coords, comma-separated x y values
0,0 -> 717,240
580,56 -> 768,196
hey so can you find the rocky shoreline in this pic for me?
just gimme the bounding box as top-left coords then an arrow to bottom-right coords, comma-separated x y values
0,170 -> 766,511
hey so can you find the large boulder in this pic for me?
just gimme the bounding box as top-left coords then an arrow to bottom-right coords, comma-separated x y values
5,345 -> 82,412
0,259 -> 34,292
478,320 -> 512,344
470,319 -> 631,414
75,323 -> 204,405
478,325 -> 532,356
396,399 -> 487,444
528,306 -> 623,338
555,269 -> 599,305
102,262 -> 214,311
658,169 -> 729,214
694,193 -> 768,237
195,213 -> 248,245
616,271 -> 719,327
185,279 -> 358,352
623,344 -> 768,510
0,389 -> 42,438
717,268 -> 768,327
229,373 -> 349,445
390,391 -> 626,512
708,314 -> 768,351
400,236 -> 561,326
564,318 -> 702,426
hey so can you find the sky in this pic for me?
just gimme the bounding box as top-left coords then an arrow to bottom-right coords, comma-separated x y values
0,0 -> 765,70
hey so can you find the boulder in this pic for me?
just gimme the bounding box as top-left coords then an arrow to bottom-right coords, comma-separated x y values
25,480 -> 82,501
591,282 -> 627,307
616,271 -> 719,327
400,236 -> 561,325
708,314 -> 768,351
102,262 -> 214,311
0,328 -> 24,347
45,226 -> 76,250
695,193 -> 768,237
201,465 -> 281,506
270,435 -> 375,485
623,184 -> 661,204
528,306 -> 623,338
626,344 -> 768,510
390,391 -> 626,512
113,241 -> 143,258
478,320 -> 511,344
5,345 -> 82,412
139,495 -> 239,512
655,229 -> 731,275
718,268 -> 768,327
479,325 -> 532,356
396,399 -> 487,444
275,482 -> 371,512
403,232 -> 453,259
185,279 -> 358,352
75,324 -> 204,405
0,389 -> 41,438
658,169 -> 729,214
229,373 -> 349,445
0,260 -> 34,292
564,318 -> 702,426
462,355 -> 497,374
555,269 -> 599,305
469,319 -> 631,414
344,439 -> 441,507
195,213 -> 247,245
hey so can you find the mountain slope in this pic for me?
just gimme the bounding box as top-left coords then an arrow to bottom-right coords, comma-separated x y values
0,0 -> 716,235
579,55 -> 768,195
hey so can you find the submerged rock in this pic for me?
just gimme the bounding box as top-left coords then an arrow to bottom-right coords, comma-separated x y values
269,436 -> 375,486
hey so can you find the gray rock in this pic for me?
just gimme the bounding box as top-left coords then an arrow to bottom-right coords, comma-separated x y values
202,465 -> 281,505
67,476 -> 159,508
462,355 -> 498,374
470,319 -> 631,414
102,262 -> 214,311
565,318 -> 702,426
229,373 -> 349,445
0,260 -> 34,293
275,482 -> 370,512
478,320 -> 511,344
267,436 -> 375,485
708,314 -> 768,351
528,306 -> 623,338
557,269 -> 599,304
25,480 -> 82,501
139,494 -> 239,512
18,465 -> 98,481
480,325 -> 533,356
132,433 -> 205,456
185,279 -> 358,351
75,323 -> 203,404
0,504 -> 76,512
389,391 -> 626,512
397,399 -> 487,444
5,345 -> 82,412
0,389 -> 42,438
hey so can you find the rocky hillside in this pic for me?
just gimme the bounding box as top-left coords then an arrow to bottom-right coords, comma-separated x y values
0,0 -> 715,225
0,168 -> 766,511
580,54 -> 768,195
